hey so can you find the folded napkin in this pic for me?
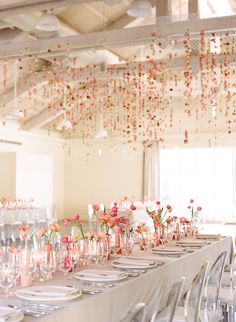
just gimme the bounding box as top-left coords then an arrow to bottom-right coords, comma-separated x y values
76,269 -> 126,280
112,258 -> 156,267
176,239 -> 206,245
17,286 -> 79,298
0,307 -> 23,322
196,234 -> 220,240
152,247 -> 184,253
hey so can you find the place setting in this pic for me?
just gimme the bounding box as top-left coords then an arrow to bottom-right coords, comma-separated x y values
176,239 -> 207,248
151,245 -> 189,258
15,285 -> 82,303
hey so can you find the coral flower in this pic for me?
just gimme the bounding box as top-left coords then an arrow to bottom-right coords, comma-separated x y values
39,227 -> 46,237
19,225 -> 29,238
48,224 -> 61,233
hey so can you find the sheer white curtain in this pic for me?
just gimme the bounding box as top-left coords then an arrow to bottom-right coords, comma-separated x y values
143,141 -> 160,200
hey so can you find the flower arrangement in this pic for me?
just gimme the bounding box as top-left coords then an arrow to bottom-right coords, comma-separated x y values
146,201 -> 172,231
187,199 -> 202,220
39,223 -> 61,245
64,214 -> 85,240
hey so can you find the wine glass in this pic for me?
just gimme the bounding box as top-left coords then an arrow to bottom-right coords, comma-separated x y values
40,251 -> 56,280
100,237 -> 111,265
79,239 -> 89,267
0,263 -> 15,298
8,251 -> 21,295
58,250 -> 72,280
70,243 -> 80,271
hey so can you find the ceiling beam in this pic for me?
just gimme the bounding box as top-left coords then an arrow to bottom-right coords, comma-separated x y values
0,0 -> 94,19
0,13 -> 235,59
22,107 -> 64,130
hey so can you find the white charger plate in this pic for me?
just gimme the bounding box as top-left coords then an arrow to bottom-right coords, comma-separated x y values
15,285 -> 82,303
74,269 -> 128,282
0,306 -> 24,322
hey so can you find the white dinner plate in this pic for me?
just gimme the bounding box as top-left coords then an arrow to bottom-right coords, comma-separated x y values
0,306 -> 24,322
74,269 -> 128,282
15,285 -> 82,303
111,258 -> 157,269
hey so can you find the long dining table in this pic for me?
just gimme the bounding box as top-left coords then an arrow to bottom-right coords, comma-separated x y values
3,236 -> 233,322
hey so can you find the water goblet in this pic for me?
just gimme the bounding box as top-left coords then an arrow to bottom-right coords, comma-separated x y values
40,251 -> 56,280
0,263 -> 14,298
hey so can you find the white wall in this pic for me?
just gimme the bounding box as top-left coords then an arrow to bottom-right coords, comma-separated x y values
0,152 -> 16,199
64,139 -> 144,219
16,153 -> 53,208
0,124 -> 65,220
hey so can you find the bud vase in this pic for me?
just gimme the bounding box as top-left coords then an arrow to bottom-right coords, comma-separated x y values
44,243 -> 53,263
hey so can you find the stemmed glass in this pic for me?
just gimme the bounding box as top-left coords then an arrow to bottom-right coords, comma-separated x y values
40,251 -> 56,280
100,237 -> 111,265
0,263 -> 15,298
79,239 -> 89,267
70,243 -> 80,271
8,251 -> 21,295
140,233 -> 153,254
58,249 -> 72,280
88,239 -> 100,265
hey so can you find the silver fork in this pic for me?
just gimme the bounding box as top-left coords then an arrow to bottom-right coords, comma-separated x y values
7,305 -> 43,318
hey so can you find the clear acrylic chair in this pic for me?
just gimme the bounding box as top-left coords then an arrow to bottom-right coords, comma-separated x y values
183,261 -> 209,322
120,303 -> 147,322
204,251 -> 227,310
150,277 -> 185,322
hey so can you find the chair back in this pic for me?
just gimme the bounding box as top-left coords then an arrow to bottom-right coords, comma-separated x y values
205,251 -> 227,309
166,276 -> 186,322
150,277 -> 185,322
120,303 -> 147,322
184,261 -> 209,322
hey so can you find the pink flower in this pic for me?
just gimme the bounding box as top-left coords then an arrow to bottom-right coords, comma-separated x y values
111,206 -> 118,213
92,204 -> 99,211
156,201 -> 161,206
72,214 -> 80,220
130,204 -> 136,211
167,205 -> 172,212
62,236 -> 69,244
197,206 -> 202,211
111,211 -> 118,217
64,218 -> 71,226
190,199 -> 194,203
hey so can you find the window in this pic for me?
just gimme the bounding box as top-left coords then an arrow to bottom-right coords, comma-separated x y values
159,147 -> 235,222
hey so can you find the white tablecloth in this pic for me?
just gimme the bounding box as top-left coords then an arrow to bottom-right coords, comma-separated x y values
5,236 -> 233,322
